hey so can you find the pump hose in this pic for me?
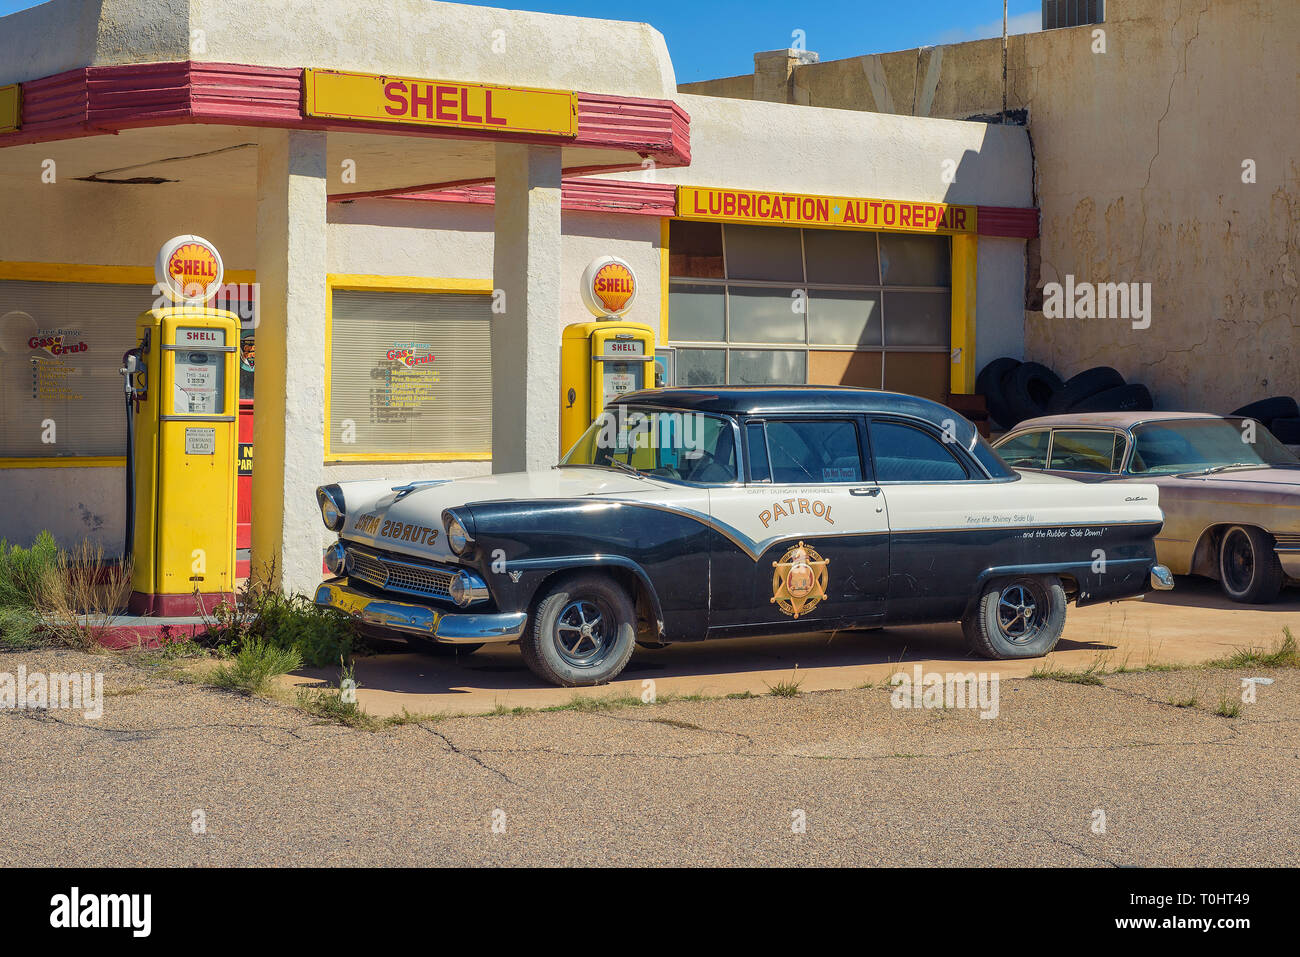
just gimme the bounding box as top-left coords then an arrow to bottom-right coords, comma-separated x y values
122,352 -> 136,564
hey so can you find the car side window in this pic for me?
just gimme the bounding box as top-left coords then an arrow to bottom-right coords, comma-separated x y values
1048,430 -> 1121,473
870,420 -> 970,482
763,419 -> 864,484
744,422 -> 772,482
996,430 -> 1049,469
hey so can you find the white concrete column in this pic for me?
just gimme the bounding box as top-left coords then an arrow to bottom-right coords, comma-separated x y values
491,143 -> 563,473
251,130 -> 328,594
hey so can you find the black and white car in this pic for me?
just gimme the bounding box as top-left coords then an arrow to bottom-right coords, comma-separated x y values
314,387 -> 1172,686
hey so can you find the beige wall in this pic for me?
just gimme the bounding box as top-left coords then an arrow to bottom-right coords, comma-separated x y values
681,0 -> 1300,413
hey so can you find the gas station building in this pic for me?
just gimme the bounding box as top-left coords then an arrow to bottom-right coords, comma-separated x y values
0,0 -> 1038,597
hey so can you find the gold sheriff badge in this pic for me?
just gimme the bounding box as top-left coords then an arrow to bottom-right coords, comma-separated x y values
771,541 -> 829,618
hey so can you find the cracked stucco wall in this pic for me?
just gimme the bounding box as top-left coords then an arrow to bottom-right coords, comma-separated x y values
680,0 -> 1300,412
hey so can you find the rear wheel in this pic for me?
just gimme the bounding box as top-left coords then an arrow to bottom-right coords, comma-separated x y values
521,573 -> 637,686
1218,526 -> 1284,604
963,576 -> 1067,659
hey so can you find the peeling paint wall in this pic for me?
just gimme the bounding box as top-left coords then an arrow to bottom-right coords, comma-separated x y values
681,0 -> 1300,412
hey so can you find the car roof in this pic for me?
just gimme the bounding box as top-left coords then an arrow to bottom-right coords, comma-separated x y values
1007,411 -> 1232,432
614,385 -> 958,425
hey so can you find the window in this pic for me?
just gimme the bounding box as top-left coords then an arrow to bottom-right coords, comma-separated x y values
996,430 -> 1050,469
328,288 -> 491,459
667,220 -> 950,397
745,422 -> 771,482
761,419 -> 864,484
870,420 -> 969,482
561,408 -> 737,485
1049,430 -> 1121,473
0,279 -> 155,458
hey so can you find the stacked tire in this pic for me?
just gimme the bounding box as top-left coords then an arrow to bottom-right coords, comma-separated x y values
976,358 -> 1154,429
1231,397 -> 1300,445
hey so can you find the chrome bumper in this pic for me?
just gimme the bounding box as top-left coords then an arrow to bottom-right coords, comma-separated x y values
313,579 -> 527,644
1150,564 -> 1175,591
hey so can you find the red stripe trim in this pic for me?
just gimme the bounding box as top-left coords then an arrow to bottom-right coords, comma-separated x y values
0,61 -> 690,169
385,176 -> 678,216
977,204 -> 1039,238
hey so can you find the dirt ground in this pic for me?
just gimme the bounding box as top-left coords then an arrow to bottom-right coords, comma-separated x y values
0,576 -> 1296,866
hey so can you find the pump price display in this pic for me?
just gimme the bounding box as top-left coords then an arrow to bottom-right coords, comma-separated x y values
602,362 -> 641,407
172,328 -> 226,415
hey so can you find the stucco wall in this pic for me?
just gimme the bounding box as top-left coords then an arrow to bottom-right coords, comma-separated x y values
655,93 -> 1033,208
0,0 -> 677,98
680,0 -> 1300,413
0,186 -> 662,553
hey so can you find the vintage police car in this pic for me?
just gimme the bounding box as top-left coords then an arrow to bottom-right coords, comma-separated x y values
314,387 -> 1172,687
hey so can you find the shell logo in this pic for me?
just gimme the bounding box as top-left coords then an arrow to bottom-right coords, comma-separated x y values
155,234 -> 224,304
579,255 -> 638,318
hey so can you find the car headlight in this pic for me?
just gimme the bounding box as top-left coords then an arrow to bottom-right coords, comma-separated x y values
442,509 -> 473,555
316,485 -> 345,531
448,569 -> 488,607
323,542 -> 347,577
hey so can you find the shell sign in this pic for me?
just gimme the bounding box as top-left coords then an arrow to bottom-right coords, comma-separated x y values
155,235 -> 225,304
580,256 -> 637,318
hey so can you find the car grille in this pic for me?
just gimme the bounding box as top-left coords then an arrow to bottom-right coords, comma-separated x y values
344,544 -> 455,601
1274,534 -> 1300,551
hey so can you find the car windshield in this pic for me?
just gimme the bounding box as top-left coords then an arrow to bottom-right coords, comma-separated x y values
1129,418 -> 1300,475
561,406 -> 738,484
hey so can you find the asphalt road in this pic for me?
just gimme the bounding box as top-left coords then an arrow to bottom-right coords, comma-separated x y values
1,643 -> 1297,866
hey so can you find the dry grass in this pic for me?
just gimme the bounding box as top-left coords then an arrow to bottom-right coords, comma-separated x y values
35,541 -> 133,651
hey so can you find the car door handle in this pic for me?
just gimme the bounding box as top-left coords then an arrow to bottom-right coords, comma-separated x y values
849,487 -> 882,497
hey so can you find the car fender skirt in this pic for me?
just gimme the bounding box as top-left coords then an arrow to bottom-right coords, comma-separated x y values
973,558 -> 1155,606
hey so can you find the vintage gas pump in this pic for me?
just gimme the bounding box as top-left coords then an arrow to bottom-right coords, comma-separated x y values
560,256 -> 657,455
124,235 -> 239,615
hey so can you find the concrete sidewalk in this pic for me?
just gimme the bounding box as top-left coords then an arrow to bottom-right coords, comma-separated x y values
286,576 -> 1300,716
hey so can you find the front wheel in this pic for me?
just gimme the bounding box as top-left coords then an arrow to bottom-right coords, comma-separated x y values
1218,525 -> 1284,604
520,574 -> 637,687
963,576 -> 1067,659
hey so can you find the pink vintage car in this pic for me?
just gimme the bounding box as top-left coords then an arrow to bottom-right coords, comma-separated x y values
994,413 -> 1300,603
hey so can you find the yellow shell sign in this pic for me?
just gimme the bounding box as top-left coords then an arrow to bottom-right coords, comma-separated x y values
580,256 -> 638,318
592,262 -> 635,314
155,235 -> 225,304
304,69 -> 578,137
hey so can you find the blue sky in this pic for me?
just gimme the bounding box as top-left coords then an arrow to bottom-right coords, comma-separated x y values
0,0 -> 1043,81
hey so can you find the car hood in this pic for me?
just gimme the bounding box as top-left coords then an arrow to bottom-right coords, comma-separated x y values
330,467 -> 666,561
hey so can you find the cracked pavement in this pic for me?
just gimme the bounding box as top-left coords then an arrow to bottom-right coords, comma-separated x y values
2,645 -> 1298,866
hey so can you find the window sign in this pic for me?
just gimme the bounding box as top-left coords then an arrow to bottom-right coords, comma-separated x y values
329,290 -> 492,458
173,328 -> 226,415
0,281 -> 154,458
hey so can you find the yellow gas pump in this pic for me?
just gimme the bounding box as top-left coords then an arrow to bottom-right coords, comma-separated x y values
125,236 -> 239,616
560,256 -> 657,455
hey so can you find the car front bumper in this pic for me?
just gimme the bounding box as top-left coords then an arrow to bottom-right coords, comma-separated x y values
313,578 -> 527,644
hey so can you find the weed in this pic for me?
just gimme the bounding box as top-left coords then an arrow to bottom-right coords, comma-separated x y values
1214,695 -> 1242,718
1207,628 -> 1299,670
207,638 -> 302,695
765,669 -> 804,697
